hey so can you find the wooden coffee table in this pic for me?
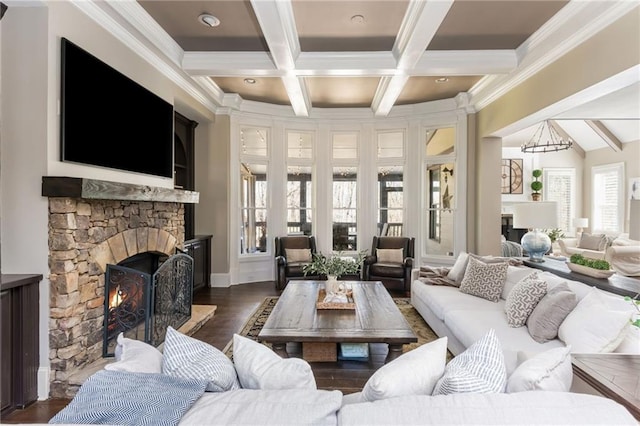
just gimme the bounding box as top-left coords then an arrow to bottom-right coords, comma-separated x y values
258,280 -> 417,363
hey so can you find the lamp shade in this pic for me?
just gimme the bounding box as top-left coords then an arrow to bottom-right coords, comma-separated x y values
512,202 -> 559,229
572,217 -> 589,228
630,199 -> 640,241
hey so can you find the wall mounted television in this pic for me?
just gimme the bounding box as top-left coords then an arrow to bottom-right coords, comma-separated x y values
60,37 -> 174,178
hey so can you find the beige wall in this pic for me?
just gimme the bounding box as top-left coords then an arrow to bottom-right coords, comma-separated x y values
583,140 -> 640,234
475,7 -> 639,254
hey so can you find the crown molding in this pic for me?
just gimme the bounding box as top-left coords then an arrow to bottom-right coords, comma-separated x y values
72,0 -> 220,113
469,0 -> 639,111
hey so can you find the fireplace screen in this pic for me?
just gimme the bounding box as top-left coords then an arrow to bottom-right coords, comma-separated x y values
103,253 -> 193,356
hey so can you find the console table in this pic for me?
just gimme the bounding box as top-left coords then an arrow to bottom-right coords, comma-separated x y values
523,257 -> 640,298
571,354 -> 640,421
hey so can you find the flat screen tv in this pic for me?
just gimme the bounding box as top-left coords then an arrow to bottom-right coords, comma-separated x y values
60,37 -> 174,178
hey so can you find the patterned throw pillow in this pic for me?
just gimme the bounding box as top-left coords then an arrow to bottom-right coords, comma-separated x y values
504,273 -> 547,327
162,326 -> 240,392
459,257 -> 509,302
432,329 -> 506,395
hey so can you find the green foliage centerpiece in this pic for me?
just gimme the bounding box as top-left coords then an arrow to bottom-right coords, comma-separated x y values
303,250 -> 367,295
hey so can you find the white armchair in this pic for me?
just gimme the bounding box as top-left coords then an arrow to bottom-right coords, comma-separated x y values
605,236 -> 640,277
557,237 -> 606,260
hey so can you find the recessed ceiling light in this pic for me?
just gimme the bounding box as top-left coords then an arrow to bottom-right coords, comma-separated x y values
198,13 -> 220,28
350,14 -> 365,24
435,77 -> 449,83
244,78 -> 256,84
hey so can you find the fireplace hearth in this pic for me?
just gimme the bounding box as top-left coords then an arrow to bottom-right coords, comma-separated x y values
103,253 -> 193,356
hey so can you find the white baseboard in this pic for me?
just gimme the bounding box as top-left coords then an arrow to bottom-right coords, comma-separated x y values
38,366 -> 50,400
210,273 -> 230,287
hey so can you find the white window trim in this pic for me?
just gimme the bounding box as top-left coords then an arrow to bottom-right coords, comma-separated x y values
591,162 -> 625,234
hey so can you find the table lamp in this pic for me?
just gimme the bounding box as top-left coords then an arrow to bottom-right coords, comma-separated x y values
572,217 -> 588,237
513,201 -> 559,263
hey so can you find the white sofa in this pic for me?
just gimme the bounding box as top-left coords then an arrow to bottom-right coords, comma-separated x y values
411,263 -> 639,374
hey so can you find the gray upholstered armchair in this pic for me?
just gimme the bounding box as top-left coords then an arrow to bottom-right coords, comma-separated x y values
363,236 -> 415,295
274,235 -> 320,291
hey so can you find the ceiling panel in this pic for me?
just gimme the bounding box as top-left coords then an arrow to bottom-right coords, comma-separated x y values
306,77 -> 379,108
138,0 -> 267,51
428,0 -> 568,50
396,76 -> 482,105
211,77 -> 291,105
292,0 -> 410,51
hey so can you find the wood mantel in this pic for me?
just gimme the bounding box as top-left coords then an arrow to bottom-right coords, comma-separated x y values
42,177 -> 199,203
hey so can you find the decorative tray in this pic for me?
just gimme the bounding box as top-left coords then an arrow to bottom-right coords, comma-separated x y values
566,262 -> 615,279
316,289 -> 355,310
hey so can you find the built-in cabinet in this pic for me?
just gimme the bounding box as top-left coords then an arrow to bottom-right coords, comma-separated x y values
0,274 -> 42,417
183,235 -> 212,291
174,112 -> 198,240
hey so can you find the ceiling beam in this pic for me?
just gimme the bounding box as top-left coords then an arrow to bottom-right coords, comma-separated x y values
249,0 -> 310,116
585,120 -> 623,152
549,120 -> 585,158
372,0 -> 454,116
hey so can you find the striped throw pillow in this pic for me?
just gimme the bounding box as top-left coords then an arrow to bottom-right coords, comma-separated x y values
432,329 -> 506,395
162,326 -> 240,392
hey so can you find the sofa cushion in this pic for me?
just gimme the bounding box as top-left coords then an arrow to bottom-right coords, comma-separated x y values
336,392 -> 638,425
526,282 -> 578,343
180,389 -> 343,425
432,329 -> 506,395
504,273 -> 547,327
362,337 -> 448,401
446,251 -> 469,285
232,334 -> 316,390
506,346 -> 573,393
162,326 -> 240,392
414,284 -> 505,322
558,288 -> 634,353
444,309 -> 565,374
459,257 -> 508,303
104,332 -> 163,374
501,266 -> 538,300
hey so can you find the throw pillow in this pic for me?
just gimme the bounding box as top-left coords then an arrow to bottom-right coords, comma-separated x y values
506,346 -> 573,393
285,248 -> 312,263
361,336 -> 448,401
232,334 -> 316,390
526,282 -> 578,343
446,251 -> 469,285
104,332 -> 163,374
376,248 -> 404,264
459,257 -> 509,302
501,268 -> 538,300
432,329 -> 507,395
577,233 -> 606,250
162,326 -> 240,392
558,288 -> 634,353
504,273 -> 547,327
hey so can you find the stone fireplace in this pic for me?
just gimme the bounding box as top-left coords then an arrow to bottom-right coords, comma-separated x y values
43,176 -> 199,398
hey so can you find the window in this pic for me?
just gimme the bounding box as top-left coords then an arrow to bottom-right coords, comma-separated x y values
543,168 -> 575,236
424,127 -> 456,257
287,131 -> 314,236
332,132 -> 359,251
239,127 -> 268,254
591,163 -> 624,233
377,131 -> 404,236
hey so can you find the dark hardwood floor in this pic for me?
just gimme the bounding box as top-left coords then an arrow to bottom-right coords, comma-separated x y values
2,280 -> 404,424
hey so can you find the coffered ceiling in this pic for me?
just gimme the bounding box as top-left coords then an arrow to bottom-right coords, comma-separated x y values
46,0 -> 639,151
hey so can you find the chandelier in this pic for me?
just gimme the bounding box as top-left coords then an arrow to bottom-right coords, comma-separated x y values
521,120 -> 573,153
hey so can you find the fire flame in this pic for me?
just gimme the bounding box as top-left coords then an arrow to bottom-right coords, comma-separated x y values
109,286 -> 125,309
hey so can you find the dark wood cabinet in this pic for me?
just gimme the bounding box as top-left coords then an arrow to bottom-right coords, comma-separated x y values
1,274 -> 42,417
184,235 -> 212,291
174,112 -> 198,240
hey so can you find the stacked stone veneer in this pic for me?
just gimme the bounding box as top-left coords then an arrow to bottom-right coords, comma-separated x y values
47,197 -> 185,398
